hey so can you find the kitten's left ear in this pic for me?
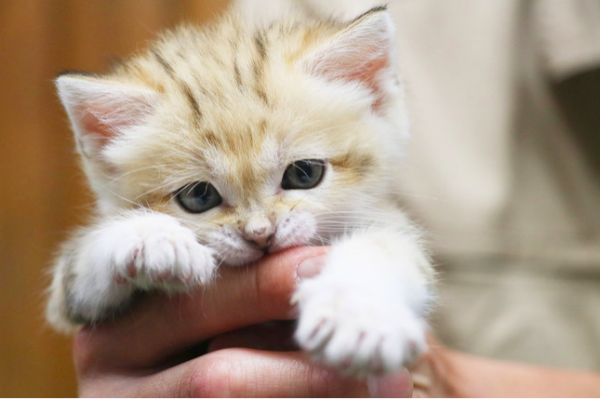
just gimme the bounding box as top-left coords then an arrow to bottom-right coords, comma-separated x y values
301,6 -> 399,106
56,74 -> 160,164
301,7 -> 399,108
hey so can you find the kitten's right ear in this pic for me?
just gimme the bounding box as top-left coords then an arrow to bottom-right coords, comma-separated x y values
56,74 -> 159,162
300,7 -> 398,111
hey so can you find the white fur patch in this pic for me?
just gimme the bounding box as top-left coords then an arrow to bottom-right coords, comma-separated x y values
294,228 -> 432,374
63,211 -> 215,322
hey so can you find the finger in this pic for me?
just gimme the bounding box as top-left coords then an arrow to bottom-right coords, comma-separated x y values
367,371 -> 414,398
134,349 -> 378,397
78,349 -> 414,398
208,321 -> 298,352
74,246 -> 328,372
209,325 -> 414,397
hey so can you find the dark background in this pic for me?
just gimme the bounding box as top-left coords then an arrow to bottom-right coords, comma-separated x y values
0,1 -> 228,396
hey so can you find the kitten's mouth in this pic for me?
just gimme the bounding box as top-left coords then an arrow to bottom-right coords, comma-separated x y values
212,215 -> 317,267
220,246 -> 265,267
220,240 -> 289,267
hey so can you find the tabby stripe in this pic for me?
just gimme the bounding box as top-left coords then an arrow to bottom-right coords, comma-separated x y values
181,82 -> 202,119
252,33 -> 269,105
153,49 -> 202,119
234,59 -> 242,89
254,33 -> 267,60
152,49 -> 175,78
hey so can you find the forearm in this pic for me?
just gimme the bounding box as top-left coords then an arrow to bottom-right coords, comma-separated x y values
422,345 -> 600,397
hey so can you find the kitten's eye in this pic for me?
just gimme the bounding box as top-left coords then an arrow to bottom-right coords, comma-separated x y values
282,159 -> 326,190
176,182 -> 222,213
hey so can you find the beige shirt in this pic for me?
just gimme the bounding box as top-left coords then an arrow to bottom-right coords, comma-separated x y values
237,0 -> 600,369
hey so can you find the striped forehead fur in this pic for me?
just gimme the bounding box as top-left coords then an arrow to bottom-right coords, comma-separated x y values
67,6 -> 409,220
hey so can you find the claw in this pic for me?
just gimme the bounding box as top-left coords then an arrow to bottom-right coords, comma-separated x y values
152,270 -> 172,282
126,262 -> 137,278
126,248 -> 140,278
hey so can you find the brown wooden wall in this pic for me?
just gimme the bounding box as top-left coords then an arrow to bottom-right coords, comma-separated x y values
0,1 -> 229,396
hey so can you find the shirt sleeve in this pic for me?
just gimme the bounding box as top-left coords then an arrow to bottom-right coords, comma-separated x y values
536,0 -> 600,79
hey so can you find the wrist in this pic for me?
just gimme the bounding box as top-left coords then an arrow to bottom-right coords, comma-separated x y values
414,342 -> 501,397
411,342 -> 466,397
425,346 -> 600,398
427,347 -> 523,397
434,348 -> 482,397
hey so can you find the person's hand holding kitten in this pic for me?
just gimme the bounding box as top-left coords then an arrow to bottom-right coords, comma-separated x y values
72,247 -> 415,397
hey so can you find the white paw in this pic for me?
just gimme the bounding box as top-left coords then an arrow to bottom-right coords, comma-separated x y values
294,248 -> 428,375
61,212 -> 215,324
97,213 -> 216,289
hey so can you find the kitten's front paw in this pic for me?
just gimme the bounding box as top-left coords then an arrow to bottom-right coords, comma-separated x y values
105,213 -> 216,289
295,253 -> 427,375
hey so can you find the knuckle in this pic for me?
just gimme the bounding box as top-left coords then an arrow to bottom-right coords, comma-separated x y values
185,356 -> 234,398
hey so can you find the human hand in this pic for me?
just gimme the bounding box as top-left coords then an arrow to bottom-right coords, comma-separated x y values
407,334 -> 600,398
73,246 -> 413,397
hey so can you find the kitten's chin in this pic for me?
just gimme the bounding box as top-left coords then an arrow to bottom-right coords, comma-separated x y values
221,248 -> 265,267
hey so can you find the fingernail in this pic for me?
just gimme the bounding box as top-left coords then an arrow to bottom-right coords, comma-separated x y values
296,254 -> 327,281
367,370 -> 413,398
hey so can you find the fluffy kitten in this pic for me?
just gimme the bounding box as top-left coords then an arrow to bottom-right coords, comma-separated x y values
47,6 -> 435,374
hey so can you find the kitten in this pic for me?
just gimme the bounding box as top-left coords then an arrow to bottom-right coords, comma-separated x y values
47,6 -> 435,374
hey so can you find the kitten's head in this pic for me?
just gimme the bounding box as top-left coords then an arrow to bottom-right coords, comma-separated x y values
57,6 -> 409,266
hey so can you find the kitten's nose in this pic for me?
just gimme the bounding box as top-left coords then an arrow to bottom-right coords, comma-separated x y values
242,219 -> 275,250
245,232 -> 274,249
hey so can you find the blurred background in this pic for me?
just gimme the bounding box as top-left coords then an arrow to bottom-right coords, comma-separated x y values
2,0 -> 600,397
0,1 -> 228,396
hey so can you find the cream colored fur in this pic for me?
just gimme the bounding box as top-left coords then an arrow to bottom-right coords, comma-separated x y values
48,6 -> 435,374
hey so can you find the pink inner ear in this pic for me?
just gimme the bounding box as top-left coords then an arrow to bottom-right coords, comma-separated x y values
74,111 -> 111,161
76,107 -> 122,174
57,75 -> 160,172
299,10 -> 399,111
75,103 -> 118,159
80,98 -> 141,138
75,98 -> 144,162
345,56 -> 390,107
312,49 -> 392,111
81,111 -> 112,140
318,51 -> 389,85
302,15 -> 396,111
77,96 -> 149,151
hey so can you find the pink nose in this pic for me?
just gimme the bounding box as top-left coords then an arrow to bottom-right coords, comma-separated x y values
242,225 -> 275,249
241,216 -> 275,249
246,234 -> 273,249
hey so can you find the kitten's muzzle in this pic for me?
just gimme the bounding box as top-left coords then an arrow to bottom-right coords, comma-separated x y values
243,233 -> 275,250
